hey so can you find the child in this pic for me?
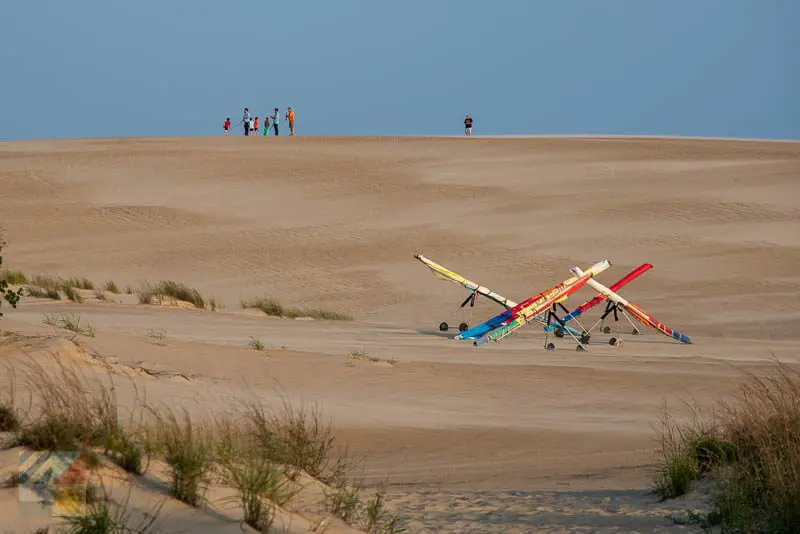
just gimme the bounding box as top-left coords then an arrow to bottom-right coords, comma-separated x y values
223,118 -> 231,135
253,116 -> 260,135
263,116 -> 271,136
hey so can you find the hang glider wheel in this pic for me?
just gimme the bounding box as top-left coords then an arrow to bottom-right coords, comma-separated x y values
439,322 -> 449,332
458,322 -> 469,332
576,345 -> 586,351
554,329 -> 565,338
546,343 -> 556,351
602,326 -> 612,334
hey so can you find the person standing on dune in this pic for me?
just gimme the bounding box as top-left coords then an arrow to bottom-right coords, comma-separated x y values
253,116 -> 260,136
271,108 -> 280,136
242,108 -> 251,136
223,118 -> 231,135
464,114 -> 473,136
286,107 -> 296,135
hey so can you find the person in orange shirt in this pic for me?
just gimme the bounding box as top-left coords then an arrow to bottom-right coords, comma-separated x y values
286,107 -> 296,136
253,116 -> 260,136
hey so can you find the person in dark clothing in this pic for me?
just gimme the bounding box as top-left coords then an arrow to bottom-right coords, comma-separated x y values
242,108 -> 251,136
270,108 -> 280,136
464,114 -> 473,136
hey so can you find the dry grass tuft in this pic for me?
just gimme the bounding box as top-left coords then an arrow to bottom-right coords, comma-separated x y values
0,269 -> 26,285
242,295 -> 352,321
136,280 -> 205,309
653,362 -> 800,533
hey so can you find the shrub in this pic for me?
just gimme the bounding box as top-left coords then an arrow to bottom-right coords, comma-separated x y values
0,403 -> 20,432
247,337 -> 265,351
0,240 -> 24,317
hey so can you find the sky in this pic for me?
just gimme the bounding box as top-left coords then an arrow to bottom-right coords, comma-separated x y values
1,0 -> 798,140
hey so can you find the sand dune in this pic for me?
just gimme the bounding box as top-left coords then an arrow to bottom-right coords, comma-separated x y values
1,136 -> 799,532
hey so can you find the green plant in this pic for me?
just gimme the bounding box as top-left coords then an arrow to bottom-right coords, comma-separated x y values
247,337 -> 265,351
0,240 -> 23,317
220,450 -> 300,532
0,403 -> 20,432
324,479 -> 362,524
0,269 -> 26,285
361,488 -> 405,533
60,481 -> 163,534
14,358 -> 119,451
64,277 -> 94,290
103,428 -> 144,475
156,408 -> 212,507
241,397 -> 349,483
241,296 -> 353,321
137,280 -> 205,309
42,313 -> 95,337
61,284 -> 84,303
103,280 -> 120,294
27,286 -> 61,300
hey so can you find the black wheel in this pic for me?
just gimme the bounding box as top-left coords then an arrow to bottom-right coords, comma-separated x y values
458,322 -> 469,332
609,337 -> 618,346
439,322 -> 449,332
632,329 -> 640,336
546,343 -> 556,351
554,329 -> 565,338
580,334 -> 591,344
602,326 -> 611,334
576,345 -> 586,352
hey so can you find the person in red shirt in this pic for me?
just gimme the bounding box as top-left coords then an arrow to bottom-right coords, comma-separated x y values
253,116 -> 260,136
223,118 -> 231,135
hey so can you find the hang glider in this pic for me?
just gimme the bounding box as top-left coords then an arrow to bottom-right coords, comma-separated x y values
570,266 -> 692,344
465,260 -> 612,349
414,253 -> 583,336
543,264 -> 653,338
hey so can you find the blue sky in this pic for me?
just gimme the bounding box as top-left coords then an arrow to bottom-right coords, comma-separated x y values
1,0 -> 797,140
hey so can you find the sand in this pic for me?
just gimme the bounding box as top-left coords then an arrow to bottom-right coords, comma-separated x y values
1,135 -> 799,532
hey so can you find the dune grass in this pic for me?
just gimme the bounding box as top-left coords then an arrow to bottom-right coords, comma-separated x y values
5,353 -> 402,531
136,280 -> 205,309
42,313 -> 96,338
653,362 -> 800,533
247,337 -> 265,351
242,295 -> 353,321
23,274 -> 97,302
103,280 -> 121,294
0,269 -> 27,285
26,286 -> 61,300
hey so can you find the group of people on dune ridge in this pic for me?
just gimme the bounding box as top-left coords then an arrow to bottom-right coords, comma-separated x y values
223,107 -> 296,136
